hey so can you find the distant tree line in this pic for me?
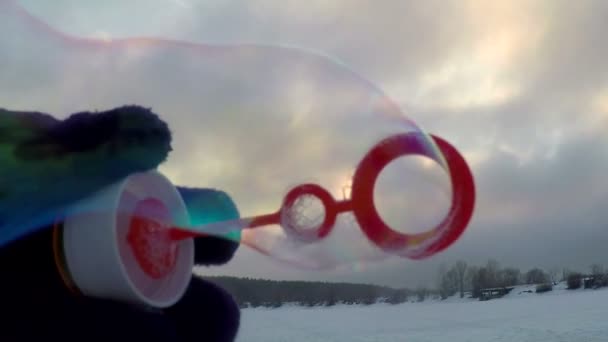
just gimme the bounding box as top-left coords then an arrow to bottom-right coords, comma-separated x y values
564,264 -> 608,290
436,260 -> 608,299
201,261 -> 608,308
204,276 -> 411,308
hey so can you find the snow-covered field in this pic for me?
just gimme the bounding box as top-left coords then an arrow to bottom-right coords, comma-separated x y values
237,284 -> 608,341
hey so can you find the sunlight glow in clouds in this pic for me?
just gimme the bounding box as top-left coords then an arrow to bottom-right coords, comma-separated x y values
396,0 -> 547,111
593,90 -> 608,116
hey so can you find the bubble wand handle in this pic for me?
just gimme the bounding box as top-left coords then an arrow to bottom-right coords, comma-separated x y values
167,211 -> 280,241
167,196 -> 354,241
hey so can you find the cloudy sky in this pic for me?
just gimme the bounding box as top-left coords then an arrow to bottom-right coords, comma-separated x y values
1,0 -> 607,288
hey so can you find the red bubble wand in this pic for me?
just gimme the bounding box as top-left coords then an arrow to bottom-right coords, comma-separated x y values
128,131 -> 475,277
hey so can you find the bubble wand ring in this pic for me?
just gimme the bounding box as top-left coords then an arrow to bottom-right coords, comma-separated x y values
280,184 -> 337,242
351,133 -> 475,258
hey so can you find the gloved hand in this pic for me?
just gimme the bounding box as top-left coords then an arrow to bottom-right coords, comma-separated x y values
0,106 -> 242,341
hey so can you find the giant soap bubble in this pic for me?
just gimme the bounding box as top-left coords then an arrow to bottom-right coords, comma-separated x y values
0,0 -> 475,272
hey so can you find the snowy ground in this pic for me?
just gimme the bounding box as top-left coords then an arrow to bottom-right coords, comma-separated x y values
237,283 -> 608,341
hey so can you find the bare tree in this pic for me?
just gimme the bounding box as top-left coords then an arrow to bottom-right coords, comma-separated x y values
502,268 -> 521,286
590,264 -> 604,276
562,268 -> 572,282
486,259 -> 500,288
471,267 -> 489,298
465,266 -> 479,294
436,263 -> 447,287
548,267 -> 560,285
525,268 -> 549,284
590,264 -> 606,288
416,286 -> 429,302
455,261 -> 468,298
437,264 -> 458,299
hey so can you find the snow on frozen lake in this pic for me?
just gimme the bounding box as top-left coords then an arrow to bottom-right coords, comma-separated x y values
237,285 -> 608,341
